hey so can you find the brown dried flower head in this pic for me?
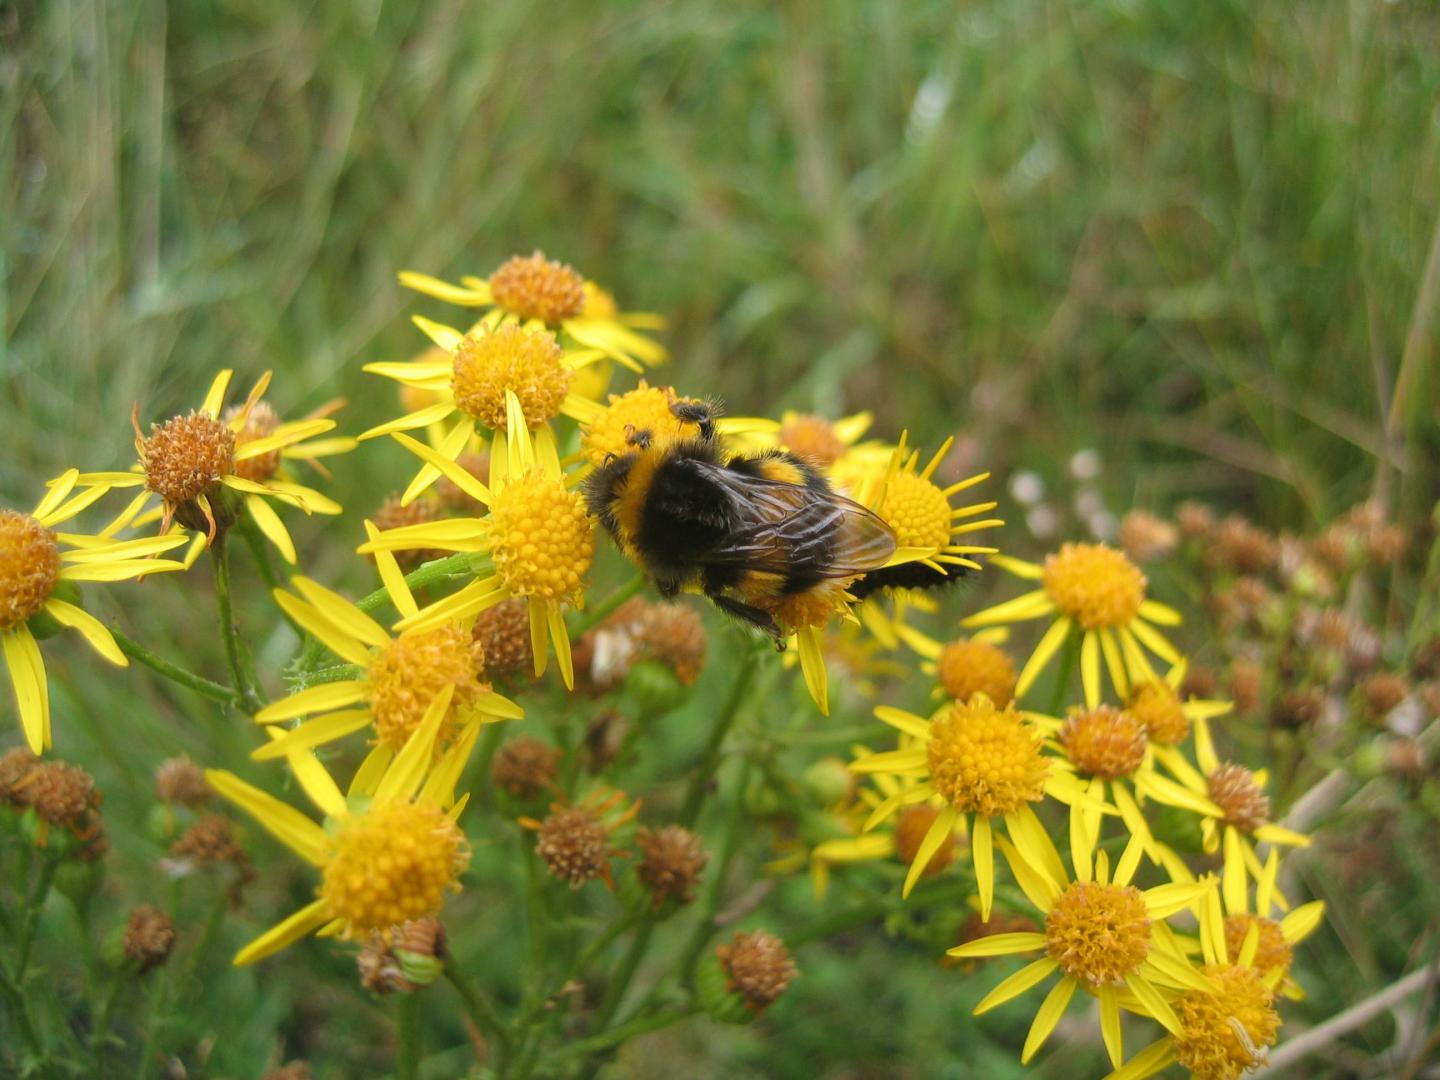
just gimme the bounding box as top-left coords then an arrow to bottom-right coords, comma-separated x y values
535,807 -> 612,888
373,493 -> 447,570
474,598 -> 534,679
1118,510 -> 1179,563
1270,688 -> 1324,731
1207,764 -> 1270,833
716,930 -> 797,1012
1212,515 -> 1279,573
140,410 -> 236,506
1228,659 -> 1264,715
122,905 -> 176,973
154,757 -> 212,807
10,758 -> 105,854
225,400 -> 282,482
0,511 -> 61,630
358,916 -> 447,994
169,814 -> 254,877
1360,672 -> 1409,720
492,736 -> 561,800
778,414 -> 848,468
263,1063 -> 313,1080
0,747 -> 39,803
1175,500 -> 1215,540
1365,523 -> 1407,566
636,825 -> 708,908
893,804 -> 958,877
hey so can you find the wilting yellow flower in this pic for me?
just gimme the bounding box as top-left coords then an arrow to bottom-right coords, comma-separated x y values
850,694 -> 1096,918
77,371 -> 340,564
207,690 -> 474,964
1027,704 -> 1223,881
398,251 -> 668,371
964,543 -> 1182,708
1160,742 -> 1309,903
358,396 -> 594,688
250,542 -> 521,763
2,471 -> 188,752
948,829 -> 1218,1069
1105,886 -> 1284,1080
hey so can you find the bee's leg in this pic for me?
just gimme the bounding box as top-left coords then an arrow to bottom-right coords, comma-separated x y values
708,595 -> 781,638
655,578 -> 682,599
669,398 -> 716,443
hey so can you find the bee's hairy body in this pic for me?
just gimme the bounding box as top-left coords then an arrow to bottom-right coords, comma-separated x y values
585,398 -> 897,637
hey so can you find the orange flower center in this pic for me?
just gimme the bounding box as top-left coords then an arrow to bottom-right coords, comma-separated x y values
1045,880 -> 1152,986
1059,706 -> 1148,779
488,251 -> 586,324
935,638 -> 1017,707
1041,543 -> 1146,629
877,470 -> 952,551
1207,764 -> 1270,833
1223,914 -> 1293,977
580,382 -> 704,467
141,412 -> 236,505
1127,680 -> 1189,745
925,696 -> 1049,816
779,415 -> 847,468
367,624 -> 486,751
1172,964 -> 1280,1079
0,511 -> 60,630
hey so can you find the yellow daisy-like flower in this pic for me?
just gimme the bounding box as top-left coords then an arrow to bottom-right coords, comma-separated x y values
207,689 -> 475,964
357,395 -> 594,689
1217,846 -> 1324,1001
963,542 -> 1182,708
2,471 -> 188,751
1025,704 -> 1223,881
249,540 -> 521,763
1159,733 -> 1309,901
398,251 -> 668,372
727,410 -> 878,471
849,694 -> 1096,918
1106,885 -> 1284,1080
948,830 -> 1219,1069
77,371 -> 338,564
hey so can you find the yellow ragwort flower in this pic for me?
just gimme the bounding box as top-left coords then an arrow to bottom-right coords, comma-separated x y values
948,829 -> 1219,1070
208,690 -> 474,964
1218,846 -> 1324,1001
849,694 -> 1095,918
357,395 -> 594,689
3,471 -> 188,751
76,371 -> 340,564
249,543 -> 521,764
964,542 -> 1182,708
398,251 -> 668,371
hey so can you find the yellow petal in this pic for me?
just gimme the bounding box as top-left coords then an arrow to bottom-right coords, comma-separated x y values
286,750 -> 348,821
1123,973 -> 1180,1035
796,627 -> 829,715
411,313 -> 466,350
901,805 -> 956,898
1128,617 -> 1181,665
357,401 -> 457,442
945,931 -> 1047,959
203,769 -> 329,864
253,680 -> 369,723
961,589 -> 1052,629
547,603 -> 574,690
1015,617 -> 1073,699
364,521 -> 418,619
1279,900 -> 1325,944
1080,630 -> 1101,708
372,684 -> 454,804
291,578 -> 390,648
1021,976 -> 1076,1063
873,705 -> 931,739
399,271 -> 490,307
995,834 -> 1060,914
200,369 -> 234,417
251,711 -> 373,760
235,419 -> 336,459
42,599 -> 126,665
1103,1037 -> 1175,1080
392,576 -> 507,634
233,899 -> 331,967
246,494 -> 297,564
973,815 -> 995,919
2,626 -> 50,752
528,598 -> 549,679
1100,985 -> 1123,1068
974,958 -> 1059,1015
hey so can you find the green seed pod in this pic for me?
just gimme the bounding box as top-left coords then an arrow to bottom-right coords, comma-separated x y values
694,952 -> 755,1025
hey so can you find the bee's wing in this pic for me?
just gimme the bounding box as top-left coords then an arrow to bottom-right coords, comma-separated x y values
692,462 -> 897,578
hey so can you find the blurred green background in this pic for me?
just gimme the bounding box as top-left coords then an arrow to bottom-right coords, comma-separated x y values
4,1 -> 1440,1077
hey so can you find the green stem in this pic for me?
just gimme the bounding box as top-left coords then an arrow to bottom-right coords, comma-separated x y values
0,970 -> 44,1060
678,648 -> 757,827
238,516 -> 303,635
395,992 -> 422,1080
15,856 -> 57,979
110,627 -> 240,705
568,573 -> 647,638
444,967 -> 512,1072
1047,627 -> 1081,714
548,1006 -> 693,1062
211,536 -> 264,714
89,973 -> 124,1065
786,879 -> 972,948
594,918 -> 655,1029
675,758 -> 752,986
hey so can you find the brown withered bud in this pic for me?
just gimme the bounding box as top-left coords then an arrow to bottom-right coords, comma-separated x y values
1212,515 -> 1279,573
1385,737 -> 1427,781
435,451 -> 491,510
121,905 -> 176,973
636,825 -> 708,908
492,737 -> 561,800
633,602 -> 708,685
9,759 -> 106,856
1365,524 -> 1407,566
372,494 -> 447,570
169,814 -> 255,881
1421,682 -> 1440,721
1179,664 -> 1217,700
1412,639 -> 1440,681
715,930 -> 797,1012
1207,764 -> 1271,833
154,757 -> 211,807
1176,501 -> 1215,541
0,746 -> 38,803
1360,673 -> 1409,721
474,598 -> 534,679
357,917 -> 446,994
1229,659 -> 1264,716
1118,510 -> 1178,563
1311,609 -> 1351,651
535,807 -> 612,888
1346,621 -> 1382,675
1271,688 -> 1324,731
1311,525 -> 1359,575
1233,576 -> 1270,611
263,1064 -> 313,1080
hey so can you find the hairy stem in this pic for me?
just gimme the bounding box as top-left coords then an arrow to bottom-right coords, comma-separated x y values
211,536 -> 264,713
445,967 -> 512,1073
110,626 -> 240,705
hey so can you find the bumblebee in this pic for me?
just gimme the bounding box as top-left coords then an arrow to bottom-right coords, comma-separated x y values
585,397 -> 899,637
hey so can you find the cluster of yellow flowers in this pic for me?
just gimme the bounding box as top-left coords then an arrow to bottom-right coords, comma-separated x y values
0,249 -> 1323,1078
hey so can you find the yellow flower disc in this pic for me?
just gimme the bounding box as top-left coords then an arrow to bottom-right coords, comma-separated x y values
580,382 -> 702,467
893,804 -> 957,877
877,470 -> 952,551
367,624 -> 486,751
1044,880 -> 1151,986
1041,543 -> 1146,629
451,324 -> 573,431
227,401 -> 281,483
936,638 -> 1017,707
770,581 -> 852,634
1207,763 -> 1270,833
142,411 -> 236,504
1223,914 -> 1292,977
488,251 -> 585,324
1127,680 -> 1189,745
488,471 -> 593,603
0,511 -> 60,630
322,801 -> 467,935
779,415 -> 847,468
925,695 -> 1049,816
1173,964 -> 1280,1080
1059,706 -> 1148,780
